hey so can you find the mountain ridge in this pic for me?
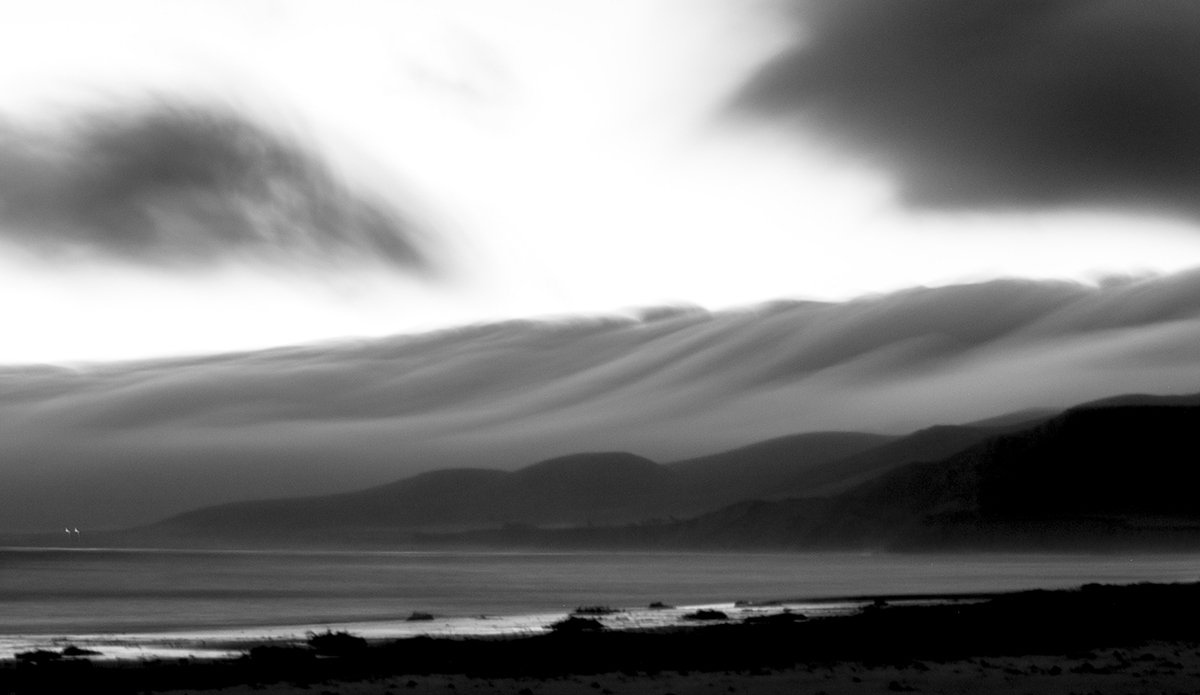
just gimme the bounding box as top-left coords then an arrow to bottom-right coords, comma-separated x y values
101,409 -> 1052,547
60,389 -> 1200,552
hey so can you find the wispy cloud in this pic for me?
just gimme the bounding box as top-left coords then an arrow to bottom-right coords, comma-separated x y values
730,0 -> 1200,219
0,102 -> 435,270
4,272 -> 1200,530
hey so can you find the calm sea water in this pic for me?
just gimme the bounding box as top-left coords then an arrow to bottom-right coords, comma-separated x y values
2,548 -> 1199,635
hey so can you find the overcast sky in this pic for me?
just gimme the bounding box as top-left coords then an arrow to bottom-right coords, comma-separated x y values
2,0 -> 1199,364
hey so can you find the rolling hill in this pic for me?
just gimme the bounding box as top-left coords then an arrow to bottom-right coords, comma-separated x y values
605,395 -> 1200,550
114,411 -> 1051,547
96,391 -> 1200,551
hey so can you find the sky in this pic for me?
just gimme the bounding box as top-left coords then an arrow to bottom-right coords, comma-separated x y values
2,0 -> 1200,364
5,0 -> 1200,531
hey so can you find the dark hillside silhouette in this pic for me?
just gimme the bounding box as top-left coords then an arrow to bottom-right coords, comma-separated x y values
122,430 -> 924,545
134,420 -> 1026,545
654,400 -> 1200,550
102,394 -> 1200,551
774,420 -> 1050,498
665,431 -> 895,508
844,403 -> 1200,525
155,454 -> 674,538
973,404 -> 1200,520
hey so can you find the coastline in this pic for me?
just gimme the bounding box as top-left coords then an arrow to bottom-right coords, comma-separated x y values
5,581 -> 1200,694
0,597 -> 872,661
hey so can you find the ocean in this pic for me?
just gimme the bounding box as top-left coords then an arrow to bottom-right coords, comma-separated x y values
2,548 -> 1198,659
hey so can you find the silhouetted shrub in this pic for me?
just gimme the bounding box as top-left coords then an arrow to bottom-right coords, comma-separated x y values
549,616 -> 605,632
572,606 -> 618,615
307,630 -> 368,656
682,609 -> 728,621
15,650 -> 61,663
742,611 -> 807,625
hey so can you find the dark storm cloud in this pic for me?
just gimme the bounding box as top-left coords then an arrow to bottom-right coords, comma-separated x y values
732,0 -> 1200,217
0,103 -> 434,269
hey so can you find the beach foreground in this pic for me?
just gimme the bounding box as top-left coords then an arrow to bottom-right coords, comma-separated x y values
12,650 -> 1200,695
151,647 -> 1200,695
5,582 -> 1200,694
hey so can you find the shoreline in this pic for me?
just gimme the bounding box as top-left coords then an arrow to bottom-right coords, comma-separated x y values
5,581 -> 1200,693
0,597 -> 875,661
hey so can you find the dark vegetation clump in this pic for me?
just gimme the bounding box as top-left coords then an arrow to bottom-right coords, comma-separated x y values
682,609 -> 729,621
549,616 -> 606,633
742,611 -> 807,625
247,644 -> 312,665
307,630 -> 368,656
14,650 -> 61,664
572,606 -> 618,615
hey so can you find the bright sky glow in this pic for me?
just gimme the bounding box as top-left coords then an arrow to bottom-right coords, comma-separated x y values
2,0 -> 1200,364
